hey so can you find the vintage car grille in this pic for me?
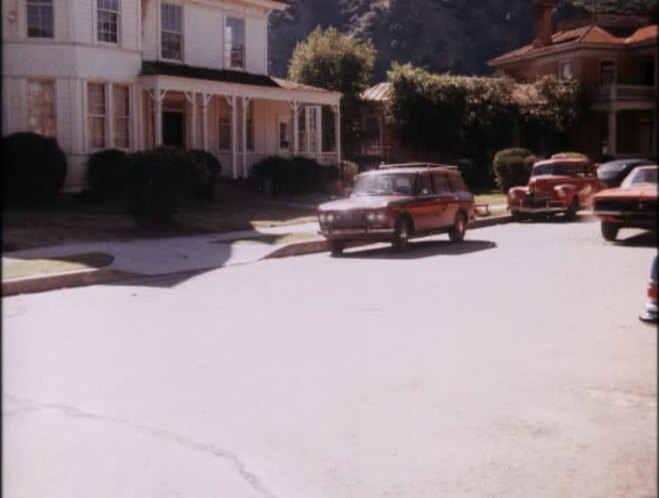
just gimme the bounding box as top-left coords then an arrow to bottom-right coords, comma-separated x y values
521,192 -> 553,207
595,198 -> 657,213
332,210 -> 368,227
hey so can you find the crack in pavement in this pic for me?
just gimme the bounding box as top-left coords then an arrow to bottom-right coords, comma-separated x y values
4,394 -> 281,498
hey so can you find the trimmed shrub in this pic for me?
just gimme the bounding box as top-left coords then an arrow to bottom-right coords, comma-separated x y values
190,149 -> 222,200
250,155 -> 293,196
492,148 -> 535,193
85,148 -> 130,200
291,156 -> 323,192
126,146 -> 198,226
339,160 -> 359,189
2,132 -> 67,205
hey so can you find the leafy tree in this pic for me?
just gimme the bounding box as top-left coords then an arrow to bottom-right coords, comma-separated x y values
288,26 -> 376,154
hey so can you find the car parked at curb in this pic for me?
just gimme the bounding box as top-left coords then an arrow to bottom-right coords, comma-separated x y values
508,156 -> 603,220
317,163 -> 475,255
640,256 -> 658,324
592,164 -> 658,241
597,158 -> 656,188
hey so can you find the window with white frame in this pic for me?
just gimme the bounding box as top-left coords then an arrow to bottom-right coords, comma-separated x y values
27,80 -> 56,137
600,61 -> 615,85
225,16 -> 245,69
97,0 -> 119,43
27,0 -> 54,38
113,85 -> 130,148
161,3 -> 183,60
88,83 -> 106,149
218,98 -> 232,150
559,61 -> 572,81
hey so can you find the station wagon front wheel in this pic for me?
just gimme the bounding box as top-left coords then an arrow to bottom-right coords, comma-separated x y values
449,212 -> 467,242
392,217 -> 411,252
330,240 -> 345,256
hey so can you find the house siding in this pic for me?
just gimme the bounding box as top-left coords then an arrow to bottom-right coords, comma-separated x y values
185,5 -> 223,68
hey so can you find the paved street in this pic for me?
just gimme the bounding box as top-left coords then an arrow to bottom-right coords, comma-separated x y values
3,219 -> 656,498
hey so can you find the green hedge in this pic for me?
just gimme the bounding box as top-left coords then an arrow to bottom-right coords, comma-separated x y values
86,149 -> 131,200
126,146 -> 199,225
493,148 -> 535,192
250,155 -> 336,195
2,132 -> 68,205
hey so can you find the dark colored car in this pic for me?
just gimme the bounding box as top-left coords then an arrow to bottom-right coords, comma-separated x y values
508,156 -> 603,220
592,165 -> 658,241
640,256 -> 657,323
317,163 -> 475,255
597,158 -> 656,188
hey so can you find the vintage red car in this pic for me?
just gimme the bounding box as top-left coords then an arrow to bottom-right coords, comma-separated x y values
592,164 -> 657,241
508,156 -> 603,220
317,163 -> 475,255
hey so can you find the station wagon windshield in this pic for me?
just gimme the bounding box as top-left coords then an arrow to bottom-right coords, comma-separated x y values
532,163 -> 577,176
353,173 -> 416,195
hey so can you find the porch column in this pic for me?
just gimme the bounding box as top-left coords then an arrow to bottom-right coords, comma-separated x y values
607,108 -> 617,156
653,110 -> 658,158
230,95 -> 238,178
106,83 -> 114,148
152,88 -> 167,147
290,101 -> 300,154
242,96 -> 250,177
200,93 -> 212,150
334,104 -> 341,163
317,107 -> 323,157
185,92 -> 197,149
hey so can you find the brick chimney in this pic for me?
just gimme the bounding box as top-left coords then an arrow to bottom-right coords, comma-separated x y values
532,0 -> 557,48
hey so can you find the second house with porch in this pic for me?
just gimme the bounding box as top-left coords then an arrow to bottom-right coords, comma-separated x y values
2,0 -> 342,192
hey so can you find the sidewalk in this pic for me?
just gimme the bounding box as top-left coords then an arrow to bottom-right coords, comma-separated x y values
3,211 -> 511,296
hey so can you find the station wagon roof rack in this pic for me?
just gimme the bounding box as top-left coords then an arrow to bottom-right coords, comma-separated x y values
378,162 -> 458,170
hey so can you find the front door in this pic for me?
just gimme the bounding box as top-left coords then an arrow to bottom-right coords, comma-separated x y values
163,111 -> 184,147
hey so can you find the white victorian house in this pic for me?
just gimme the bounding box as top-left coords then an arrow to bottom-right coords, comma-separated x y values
2,0 -> 342,192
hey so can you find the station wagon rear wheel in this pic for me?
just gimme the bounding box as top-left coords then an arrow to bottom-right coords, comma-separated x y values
601,222 -> 619,242
449,212 -> 467,242
330,240 -> 345,256
393,217 -> 411,252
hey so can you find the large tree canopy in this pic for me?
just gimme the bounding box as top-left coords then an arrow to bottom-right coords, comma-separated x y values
287,26 -> 375,98
270,0 -> 657,80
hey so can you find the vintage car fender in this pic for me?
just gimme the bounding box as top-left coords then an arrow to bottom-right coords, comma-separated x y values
553,183 -> 578,202
508,185 -> 528,200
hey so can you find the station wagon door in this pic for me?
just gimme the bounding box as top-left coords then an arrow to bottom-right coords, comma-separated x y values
432,173 -> 456,227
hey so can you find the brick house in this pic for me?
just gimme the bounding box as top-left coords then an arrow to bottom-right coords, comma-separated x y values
489,0 -> 658,160
2,0 -> 342,192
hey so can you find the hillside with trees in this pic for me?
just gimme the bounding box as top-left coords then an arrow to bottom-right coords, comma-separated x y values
269,0 -> 658,81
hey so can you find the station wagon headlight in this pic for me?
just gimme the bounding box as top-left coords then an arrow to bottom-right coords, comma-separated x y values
327,213 -> 335,223
366,211 -> 387,223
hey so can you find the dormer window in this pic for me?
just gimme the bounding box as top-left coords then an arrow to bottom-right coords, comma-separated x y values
27,0 -> 54,38
161,3 -> 183,61
226,16 -> 245,69
97,0 -> 119,43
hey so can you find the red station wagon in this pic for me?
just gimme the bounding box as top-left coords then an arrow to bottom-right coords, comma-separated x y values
318,163 -> 476,255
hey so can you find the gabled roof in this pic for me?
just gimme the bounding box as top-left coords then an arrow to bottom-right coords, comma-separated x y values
140,61 -> 339,95
362,82 -> 391,102
489,24 -> 658,65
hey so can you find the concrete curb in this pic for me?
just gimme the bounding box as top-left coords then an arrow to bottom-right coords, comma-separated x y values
2,214 -> 513,296
264,213 -> 512,259
3,269 -> 141,297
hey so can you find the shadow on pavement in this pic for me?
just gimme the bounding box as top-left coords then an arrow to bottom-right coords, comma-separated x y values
613,230 -> 657,248
337,239 -> 497,260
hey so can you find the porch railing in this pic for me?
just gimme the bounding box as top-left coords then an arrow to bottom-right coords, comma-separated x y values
597,84 -> 656,102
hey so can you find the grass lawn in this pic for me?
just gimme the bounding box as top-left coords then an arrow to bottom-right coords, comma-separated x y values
2,252 -> 114,280
2,192 -> 321,252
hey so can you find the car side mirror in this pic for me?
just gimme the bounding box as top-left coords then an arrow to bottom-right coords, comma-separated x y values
344,187 -> 353,196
